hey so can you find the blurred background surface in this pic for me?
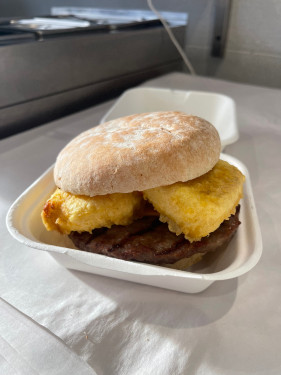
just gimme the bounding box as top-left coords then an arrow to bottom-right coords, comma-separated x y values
0,0 -> 280,138
1,0 -> 280,88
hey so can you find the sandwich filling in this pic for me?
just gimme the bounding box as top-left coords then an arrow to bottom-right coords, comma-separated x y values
42,190 -> 144,234
42,159 -> 244,242
143,160 -> 244,242
69,205 -> 241,266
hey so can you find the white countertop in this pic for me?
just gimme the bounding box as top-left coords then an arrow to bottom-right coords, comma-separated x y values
1,72 -> 281,375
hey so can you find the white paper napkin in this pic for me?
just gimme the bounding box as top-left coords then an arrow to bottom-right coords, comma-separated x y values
0,298 -> 96,375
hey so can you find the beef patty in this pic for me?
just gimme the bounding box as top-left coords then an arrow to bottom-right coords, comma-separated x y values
69,205 -> 240,265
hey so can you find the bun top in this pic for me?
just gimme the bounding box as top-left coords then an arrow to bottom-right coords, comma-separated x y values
54,111 -> 221,196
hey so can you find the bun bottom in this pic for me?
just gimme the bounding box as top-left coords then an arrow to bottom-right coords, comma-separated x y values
162,253 -> 205,270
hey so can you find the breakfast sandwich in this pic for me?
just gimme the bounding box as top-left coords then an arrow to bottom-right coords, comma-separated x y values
42,111 -> 245,269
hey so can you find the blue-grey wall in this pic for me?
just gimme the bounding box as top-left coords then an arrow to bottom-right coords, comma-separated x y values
1,0 -> 280,88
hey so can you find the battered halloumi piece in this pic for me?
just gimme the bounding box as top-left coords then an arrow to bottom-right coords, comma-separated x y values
143,160 -> 245,242
41,189 -> 144,234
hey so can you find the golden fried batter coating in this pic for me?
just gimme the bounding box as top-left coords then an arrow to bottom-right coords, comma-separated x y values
41,189 -> 144,234
143,160 -> 245,242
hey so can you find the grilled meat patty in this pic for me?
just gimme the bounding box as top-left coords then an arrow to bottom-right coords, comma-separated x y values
69,205 -> 240,265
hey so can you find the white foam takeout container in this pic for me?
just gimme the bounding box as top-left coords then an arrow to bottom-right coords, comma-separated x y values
100,87 -> 239,150
6,154 -> 262,294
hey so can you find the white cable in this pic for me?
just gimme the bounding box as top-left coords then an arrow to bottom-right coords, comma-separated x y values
147,0 -> 196,75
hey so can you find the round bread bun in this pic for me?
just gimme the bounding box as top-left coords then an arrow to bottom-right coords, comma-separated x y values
54,111 -> 221,196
